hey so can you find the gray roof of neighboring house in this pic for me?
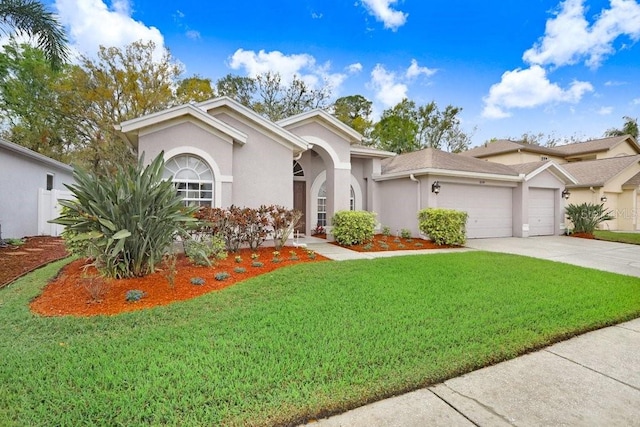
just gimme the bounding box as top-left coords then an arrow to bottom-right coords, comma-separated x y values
624,171 -> 640,187
552,135 -> 638,156
508,161 -> 551,175
460,140 -> 561,158
381,148 -> 520,176
562,155 -> 640,187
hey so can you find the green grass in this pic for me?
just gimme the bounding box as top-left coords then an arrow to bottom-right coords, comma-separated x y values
1,252 -> 639,426
594,230 -> 640,245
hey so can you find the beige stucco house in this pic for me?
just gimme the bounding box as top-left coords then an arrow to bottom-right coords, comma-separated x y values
463,135 -> 640,231
118,96 -> 637,238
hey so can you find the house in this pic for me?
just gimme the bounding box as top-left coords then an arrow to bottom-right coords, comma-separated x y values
118,96 -> 586,239
0,139 -> 75,239
464,135 -> 640,231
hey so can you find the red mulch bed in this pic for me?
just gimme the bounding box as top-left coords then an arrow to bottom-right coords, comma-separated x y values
331,234 -> 456,252
30,246 -> 328,317
570,232 -> 595,239
0,236 -> 69,288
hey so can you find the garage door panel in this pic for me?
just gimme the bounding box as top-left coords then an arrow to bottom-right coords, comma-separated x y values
529,188 -> 555,236
437,184 -> 513,239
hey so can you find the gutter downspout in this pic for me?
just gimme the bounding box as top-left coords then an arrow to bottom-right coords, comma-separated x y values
410,174 -> 421,209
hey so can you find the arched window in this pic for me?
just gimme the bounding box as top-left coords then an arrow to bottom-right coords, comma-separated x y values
293,160 -> 304,177
164,154 -> 214,206
317,182 -> 355,227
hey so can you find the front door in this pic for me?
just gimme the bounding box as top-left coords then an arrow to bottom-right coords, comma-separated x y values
293,181 -> 306,233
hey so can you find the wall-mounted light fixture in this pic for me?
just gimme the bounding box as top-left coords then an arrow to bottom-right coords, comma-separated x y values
431,181 -> 441,194
601,195 -> 607,203
562,188 -> 571,200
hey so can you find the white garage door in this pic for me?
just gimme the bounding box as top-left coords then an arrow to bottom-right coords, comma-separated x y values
437,184 -> 513,238
529,188 -> 555,236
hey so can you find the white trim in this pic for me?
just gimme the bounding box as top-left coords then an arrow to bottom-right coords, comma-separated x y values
300,135 -> 351,170
278,109 -> 363,144
524,161 -> 578,184
309,170 -> 363,228
350,145 -> 396,158
164,146 -> 225,207
119,103 -> 248,148
373,168 -> 524,182
197,96 -> 309,151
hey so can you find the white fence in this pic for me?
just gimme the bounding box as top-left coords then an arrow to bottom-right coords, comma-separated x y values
37,188 -> 73,236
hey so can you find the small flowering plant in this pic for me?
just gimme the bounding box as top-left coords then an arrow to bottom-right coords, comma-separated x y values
251,252 -> 259,260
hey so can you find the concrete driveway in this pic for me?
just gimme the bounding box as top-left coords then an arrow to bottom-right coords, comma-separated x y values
465,235 -> 640,278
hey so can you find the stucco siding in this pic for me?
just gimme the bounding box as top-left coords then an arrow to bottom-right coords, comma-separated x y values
286,121 -> 352,166
484,151 -> 565,165
599,142 -> 638,159
376,178 -> 420,236
0,145 -> 74,238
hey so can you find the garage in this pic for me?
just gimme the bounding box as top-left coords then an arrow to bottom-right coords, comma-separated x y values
528,188 -> 555,236
437,183 -> 513,238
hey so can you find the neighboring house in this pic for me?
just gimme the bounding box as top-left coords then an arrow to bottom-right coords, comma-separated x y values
464,135 -> 640,231
118,96 -> 581,239
0,139 -> 74,239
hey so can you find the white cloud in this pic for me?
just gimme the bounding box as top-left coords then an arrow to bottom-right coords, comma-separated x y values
604,80 -> 626,86
360,0 -> 408,31
54,0 -> 165,59
405,59 -> 436,79
632,98 -> 640,105
369,64 -> 408,107
482,65 -> 594,119
347,63 -> 363,74
598,106 -> 614,115
523,0 -> 640,68
311,12 -> 323,19
185,30 -> 201,40
228,49 -> 347,93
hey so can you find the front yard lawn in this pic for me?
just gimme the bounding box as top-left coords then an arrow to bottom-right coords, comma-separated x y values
594,230 -> 640,245
1,252 -> 639,426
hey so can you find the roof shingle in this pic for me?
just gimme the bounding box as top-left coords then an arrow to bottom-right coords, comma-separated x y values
562,155 -> 640,187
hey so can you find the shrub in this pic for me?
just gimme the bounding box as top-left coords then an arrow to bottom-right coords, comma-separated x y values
363,243 -> 373,251
251,261 -> 264,268
190,277 -> 205,286
215,272 -> 230,281
184,234 -> 227,267
125,289 -> 145,302
233,267 -> 246,273
234,255 -> 242,263
565,203 -> 614,235
289,250 -> 299,260
269,205 -> 302,250
51,152 -> 196,279
381,226 -> 391,237
331,210 -> 376,246
306,249 -> 316,259
418,208 -> 468,246
400,228 -> 412,239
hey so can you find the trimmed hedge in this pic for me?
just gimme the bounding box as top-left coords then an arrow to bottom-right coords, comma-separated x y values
331,210 -> 377,246
418,208 -> 468,246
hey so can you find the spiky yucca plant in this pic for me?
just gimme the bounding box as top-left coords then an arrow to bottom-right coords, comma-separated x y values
52,152 -> 196,279
565,203 -> 614,235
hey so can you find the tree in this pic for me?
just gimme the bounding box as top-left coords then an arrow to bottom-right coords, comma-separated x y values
605,116 -> 638,140
331,95 -> 373,138
371,99 -> 470,154
176,75 -> 214,104
371,99 -> 419,154
215,73 -> 256,107
215,71 -> 332,121
58,40 -> 183,174
0,0 -> 68,69
0,42 -> 76,160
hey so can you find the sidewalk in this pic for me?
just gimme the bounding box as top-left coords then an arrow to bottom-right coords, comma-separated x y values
297,237 -> 640,426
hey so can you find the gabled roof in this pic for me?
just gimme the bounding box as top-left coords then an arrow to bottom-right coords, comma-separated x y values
0,138 -> 73,172
379,148 -> 521,180
553,135 -> 640,157
509,160 -> 577,184
277,109 -> 363,144
350,144 -> 396,159
623,171 -> 640,188
461,140 -> 561,158
197,96 -> 309,152
118,103 -> 248,149
562,155 -> 640,187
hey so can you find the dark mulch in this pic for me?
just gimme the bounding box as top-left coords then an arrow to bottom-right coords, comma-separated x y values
0,236 -> 69,288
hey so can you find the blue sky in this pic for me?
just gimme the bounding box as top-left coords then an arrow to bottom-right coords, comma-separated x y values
43,0 -> 640,147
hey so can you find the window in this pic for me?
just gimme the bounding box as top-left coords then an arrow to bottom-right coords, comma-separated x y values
317,182 -> 355,227
163,154 -> 214,206
293,160 -> 304,177
46,173 -> 54,191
